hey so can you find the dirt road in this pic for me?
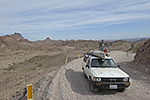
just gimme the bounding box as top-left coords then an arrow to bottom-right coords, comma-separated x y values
44,51 -> 150,100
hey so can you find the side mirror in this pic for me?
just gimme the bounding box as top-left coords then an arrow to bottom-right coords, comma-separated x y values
117,65 -> 120,68
86,65 -> 90,68
82,67 -> 84,70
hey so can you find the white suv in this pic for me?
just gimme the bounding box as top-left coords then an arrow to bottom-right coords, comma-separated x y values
82,50 -> 130,92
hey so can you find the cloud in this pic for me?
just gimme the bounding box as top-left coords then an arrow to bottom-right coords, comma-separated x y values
0,0 -> 150,40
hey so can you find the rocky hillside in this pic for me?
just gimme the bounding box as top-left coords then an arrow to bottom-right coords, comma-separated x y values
133,39 -> 150,64
0,33 -> 55,52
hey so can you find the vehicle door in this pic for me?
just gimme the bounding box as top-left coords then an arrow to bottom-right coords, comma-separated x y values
84,58 -> 91,78
82,55 -> 88,71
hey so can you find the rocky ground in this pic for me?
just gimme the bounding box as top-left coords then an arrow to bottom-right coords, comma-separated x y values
0,50 -> 61,99
0,48 -> 81,100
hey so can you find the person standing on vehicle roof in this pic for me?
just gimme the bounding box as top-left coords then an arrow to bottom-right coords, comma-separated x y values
101,39 -> 108,55
99,39 -> 108,54
101,39 -> 105,51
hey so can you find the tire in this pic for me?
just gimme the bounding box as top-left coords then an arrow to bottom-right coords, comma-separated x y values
84,73 -> 87,78
89,80 -> 99,93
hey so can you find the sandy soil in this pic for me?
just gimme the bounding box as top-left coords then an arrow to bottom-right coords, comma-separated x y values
0,50 -> 67,100
0,50 -> 61,68
45,51 -> 150,100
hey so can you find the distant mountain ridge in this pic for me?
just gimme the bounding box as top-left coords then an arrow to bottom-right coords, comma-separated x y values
1,33 -> 149,42
122,37 -> 150,42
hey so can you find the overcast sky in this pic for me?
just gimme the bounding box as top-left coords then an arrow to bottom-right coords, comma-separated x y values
0,0 -> 150,40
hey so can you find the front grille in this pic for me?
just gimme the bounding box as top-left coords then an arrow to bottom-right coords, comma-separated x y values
101,78 -> 123,82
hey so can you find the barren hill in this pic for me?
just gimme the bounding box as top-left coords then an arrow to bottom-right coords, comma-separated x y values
0,33 -> 55,52
11,33 -> 26,41
133,39 -> 150,64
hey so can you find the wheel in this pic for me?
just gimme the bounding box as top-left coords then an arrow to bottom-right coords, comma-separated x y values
83,73 -> 87,78
89,80 -> 99,93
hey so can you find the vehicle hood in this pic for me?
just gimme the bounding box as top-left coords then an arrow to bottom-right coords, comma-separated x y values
90,68 -> 129,78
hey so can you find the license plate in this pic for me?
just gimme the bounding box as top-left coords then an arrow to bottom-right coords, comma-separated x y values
109,85 -> 117,89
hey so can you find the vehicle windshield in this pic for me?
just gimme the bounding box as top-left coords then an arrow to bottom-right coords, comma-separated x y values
91,59 -> 117,68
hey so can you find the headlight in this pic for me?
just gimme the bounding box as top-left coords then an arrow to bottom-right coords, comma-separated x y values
93,77 -> 101,82
123,77 -> 129,81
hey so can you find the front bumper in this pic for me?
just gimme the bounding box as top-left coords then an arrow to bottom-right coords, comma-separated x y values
92,81 -> 130,89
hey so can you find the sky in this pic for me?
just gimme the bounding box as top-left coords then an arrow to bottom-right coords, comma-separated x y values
0,0 -> 150,41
